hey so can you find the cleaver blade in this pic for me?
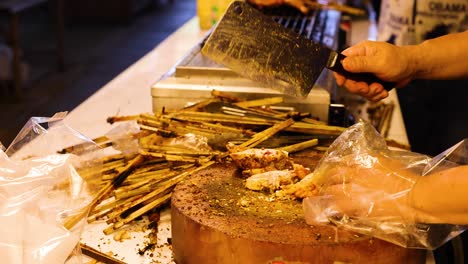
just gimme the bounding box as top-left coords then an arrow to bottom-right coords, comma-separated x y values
201,1 -> 395,97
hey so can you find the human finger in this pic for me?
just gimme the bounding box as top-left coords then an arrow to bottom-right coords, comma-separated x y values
343,79 -> 370,95
364,83 -> 385,101
333,72 -> 346,86
370,90 -> 389,102
333,68 -> 370,95
341,42 -> 368,57
361,82 -> 381,97
321,184 -> 377,217
342,56 -> 374,73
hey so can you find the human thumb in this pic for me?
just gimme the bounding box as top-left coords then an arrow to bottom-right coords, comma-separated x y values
342,56 -> 373,73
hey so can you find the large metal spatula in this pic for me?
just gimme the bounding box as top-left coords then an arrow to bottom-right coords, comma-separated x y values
201,1 -> 395,97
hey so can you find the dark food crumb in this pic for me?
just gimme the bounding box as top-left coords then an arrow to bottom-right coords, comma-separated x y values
148,211 -> 161,222
121,204 -> 143,218
167,237 -> 172,245
148,221 -> 158,230
138,243 -> 156,255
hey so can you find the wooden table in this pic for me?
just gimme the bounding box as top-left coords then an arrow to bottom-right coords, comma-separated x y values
0,0 -> 65,98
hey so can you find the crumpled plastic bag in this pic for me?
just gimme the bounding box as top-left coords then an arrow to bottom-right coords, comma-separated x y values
303,121 -> 466,249
105,120 -> 141,155
0,113 -> 101,264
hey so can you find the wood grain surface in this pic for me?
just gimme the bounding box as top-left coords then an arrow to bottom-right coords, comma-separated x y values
171,152 -> 426,264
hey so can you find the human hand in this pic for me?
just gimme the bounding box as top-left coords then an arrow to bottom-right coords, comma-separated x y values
333,41 -> 415,101
304,154 -> 426,224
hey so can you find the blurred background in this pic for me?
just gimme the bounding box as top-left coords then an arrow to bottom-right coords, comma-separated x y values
0,0 -> 196,147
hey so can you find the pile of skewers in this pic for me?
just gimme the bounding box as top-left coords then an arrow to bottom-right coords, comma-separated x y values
62,90 -> 347,235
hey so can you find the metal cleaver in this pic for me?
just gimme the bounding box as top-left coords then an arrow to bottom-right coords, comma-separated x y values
201,1 -> 395,97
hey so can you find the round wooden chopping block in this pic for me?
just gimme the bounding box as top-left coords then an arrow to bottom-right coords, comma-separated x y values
171,161 -> 426,264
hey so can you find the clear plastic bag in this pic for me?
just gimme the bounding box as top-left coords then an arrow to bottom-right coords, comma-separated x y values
303,121 -> 466,249
105,120 -> 141,155
0,113 -> 101,264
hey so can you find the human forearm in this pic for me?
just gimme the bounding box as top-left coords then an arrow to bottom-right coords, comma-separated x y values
409,165 -> 468,224
404,31 -> 468,80
334,31 -> 468,101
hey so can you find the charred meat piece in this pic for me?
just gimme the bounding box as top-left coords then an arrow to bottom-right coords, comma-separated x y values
246,170 -> 297,191
231,148 -> 317,198
245,163 -> 310,191
276,172 -> 318,198
230,148 -> 291,171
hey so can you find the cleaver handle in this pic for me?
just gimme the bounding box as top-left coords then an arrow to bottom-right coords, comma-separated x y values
327,51 -> 395,91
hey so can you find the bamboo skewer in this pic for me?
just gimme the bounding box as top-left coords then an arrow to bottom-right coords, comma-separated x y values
140,113 -> 160,121
104,185 -> 170,225
80,243 -> 126,264
64,90 -> 350,235
211,89 -> 244,102
88,194 -> 144,223
104,193 -> 172,234
140,151 -> 209,163
105,161 -> 214,222
126,167 -> 189,181
140,145 -> 220,156
169,111 -> 275,125
113,177 -> 154,197
167,117 -> 254,136
301,118 -> 327,125
114,172 -> 181,200
103,161 -> 215,234
130,161 -> 172,175
58,135 -> 108,154
239,118 -> 295,149
314,146 -> 329,151
107,115 -> 139,124
79,159 -> 126,180
287,123 -> 346,135
379,103 -> 394,138
234,97 -> 283,108
278,138 -> 318,153
65,154 -> 146,229
180,98 -> 218,112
